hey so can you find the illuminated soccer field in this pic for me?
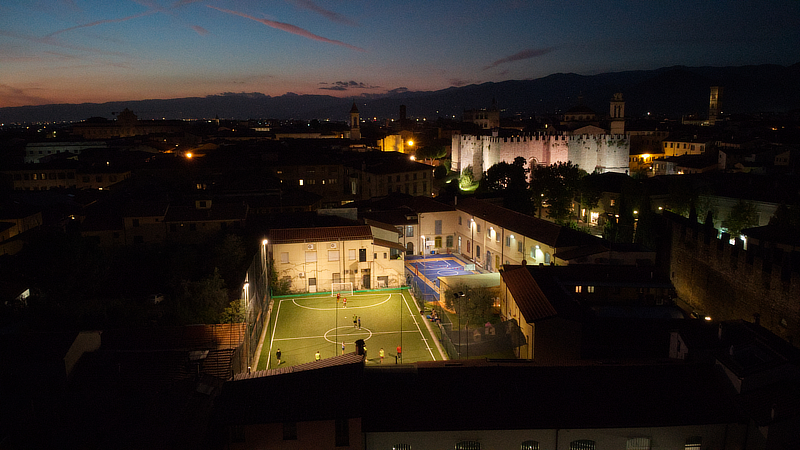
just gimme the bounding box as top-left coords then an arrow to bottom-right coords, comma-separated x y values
257,289 -> 442,370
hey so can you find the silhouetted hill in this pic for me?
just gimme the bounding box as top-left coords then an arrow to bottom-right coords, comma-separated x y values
2,63 -> 798,124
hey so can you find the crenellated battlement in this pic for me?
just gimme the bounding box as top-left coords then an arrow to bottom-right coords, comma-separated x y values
665,211 -> 800,346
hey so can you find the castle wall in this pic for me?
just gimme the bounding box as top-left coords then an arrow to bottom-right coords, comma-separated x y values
668,217 -> 800,346
568,134 -> 630,174
451,132 -> 629,178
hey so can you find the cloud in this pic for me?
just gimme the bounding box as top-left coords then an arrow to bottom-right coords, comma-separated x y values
47,0 -> 209,38
319,81 -> 379,91
483,47 -> 555,70
46,11 -> 158,37
447,78 -> 471,87
0,30 -> 130,58
0,84 -> 51,107
289,0 -> 357,26
208,6 -> 365,52
386,87 -> 409,95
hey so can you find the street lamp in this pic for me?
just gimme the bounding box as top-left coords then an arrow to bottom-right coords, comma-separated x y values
454,291 -> 465,359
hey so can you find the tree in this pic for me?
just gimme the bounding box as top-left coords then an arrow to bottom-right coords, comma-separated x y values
176,268 -> 230,324
458,166 -> 479,192
725,199 -> 759,238
530,161 -> 586,224
481,157 -> 532,214
443,283 -> 495,329
415,144 -> 447,164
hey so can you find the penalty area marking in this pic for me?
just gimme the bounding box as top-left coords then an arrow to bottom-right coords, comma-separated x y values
291,294 -> 393,311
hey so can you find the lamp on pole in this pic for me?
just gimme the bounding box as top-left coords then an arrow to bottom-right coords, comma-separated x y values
454,291 -> 465,359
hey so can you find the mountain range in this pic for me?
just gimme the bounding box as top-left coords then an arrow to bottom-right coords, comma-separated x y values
2,63 -> 799,124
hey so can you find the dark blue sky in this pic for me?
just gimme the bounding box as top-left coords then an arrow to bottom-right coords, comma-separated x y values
2,0 -> 799,107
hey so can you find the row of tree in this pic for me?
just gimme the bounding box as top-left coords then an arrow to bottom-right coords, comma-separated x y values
460,157 -> 769,246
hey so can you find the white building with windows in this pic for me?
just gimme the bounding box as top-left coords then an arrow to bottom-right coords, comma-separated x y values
269,225 -> 405,293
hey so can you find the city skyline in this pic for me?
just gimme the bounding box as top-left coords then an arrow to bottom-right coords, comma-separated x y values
1,0 -> 799,108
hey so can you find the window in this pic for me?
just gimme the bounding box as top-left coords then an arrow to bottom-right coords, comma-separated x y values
435,236 -> 442,248
332,273 -> 341,283
588,285 -> 595,293
610,199 -> 616,206
455,441 -> 481,450
282,422 -> 297,440
335,418 -> 349,447
476,245 -> 481,257
521,441 -> 539,450
685,437 -> 702,449
359,248 -> 367,262
132,219 -> 140,227
506,236 -> 511,247
627,437 -> 651,450
373,253 -> 377,259
569,440 -> 595,450
397,226 -> 404,237
518,242 -> 523,252
95,175 -> 103,182
575,286 -> 582,293
446,235 -> 453,248
308,277 -> 316,287
349,249 -> 356,260
305,252 -> 317,262
328,250 -> 340,261
377,275 -> 388,288
133,235 -> 143,244
406,226 -> 414,237
280,252 -> 289,263
476,224 -> 481,233
393,445 -> 411,450
434,220 -> 442,235
459,216 -> 462,225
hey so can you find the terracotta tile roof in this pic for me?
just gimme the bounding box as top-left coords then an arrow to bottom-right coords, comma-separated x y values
501,265 -> 557,322
373,237 -> 405,251
456,197 -> 602,248
269,225 -> 373,243
123,201 -> 169,218
165,203 -> 248,222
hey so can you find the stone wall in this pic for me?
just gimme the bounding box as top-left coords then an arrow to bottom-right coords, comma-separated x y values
451,132 -> 629,178
667,213 -> 800,345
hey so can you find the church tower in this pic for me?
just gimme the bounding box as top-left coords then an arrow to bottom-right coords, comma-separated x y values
609,92 -> 625,135
349,101 -> 361,141
708,86 -> 723,124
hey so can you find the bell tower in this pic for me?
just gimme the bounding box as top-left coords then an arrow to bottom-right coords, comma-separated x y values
609,92 -> 625,135
349,101 -> 361,141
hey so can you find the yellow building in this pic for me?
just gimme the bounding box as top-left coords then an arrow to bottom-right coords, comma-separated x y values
269,225 -> 405,293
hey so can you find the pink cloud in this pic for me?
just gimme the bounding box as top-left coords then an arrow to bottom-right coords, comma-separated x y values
483,47 -> 555,70
289,0 -> 357,26
208,6 -> 365,52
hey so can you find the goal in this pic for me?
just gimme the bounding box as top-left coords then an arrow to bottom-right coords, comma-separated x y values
330,282 -> 354,297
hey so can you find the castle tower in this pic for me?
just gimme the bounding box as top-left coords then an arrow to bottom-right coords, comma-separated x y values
609,92 -> 625,135
349,101 -> 361,141
708,86 -> 723,124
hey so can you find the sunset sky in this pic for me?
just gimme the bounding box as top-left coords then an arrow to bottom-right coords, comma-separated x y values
1,0 -> 799,107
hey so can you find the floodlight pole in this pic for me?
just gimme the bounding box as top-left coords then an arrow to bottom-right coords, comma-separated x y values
399,288 -> 403,364
455,291 -> 464,359
335,289 -> 339,355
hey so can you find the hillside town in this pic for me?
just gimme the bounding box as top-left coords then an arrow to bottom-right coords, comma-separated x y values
2,88 -> 800,449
